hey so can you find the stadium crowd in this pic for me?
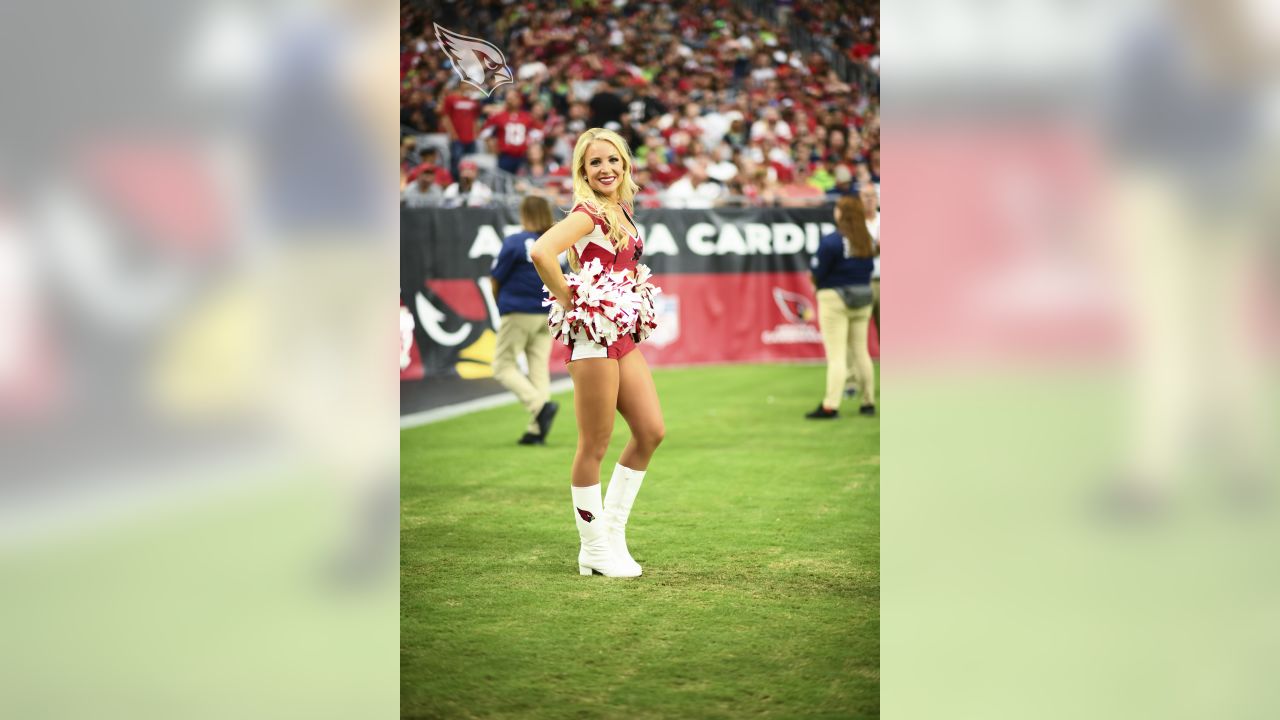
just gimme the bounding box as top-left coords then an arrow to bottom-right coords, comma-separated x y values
400,0 -> 879,209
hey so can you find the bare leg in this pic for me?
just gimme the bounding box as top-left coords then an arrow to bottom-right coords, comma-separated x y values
566,358 -> 619,487
615,350 -> 665,471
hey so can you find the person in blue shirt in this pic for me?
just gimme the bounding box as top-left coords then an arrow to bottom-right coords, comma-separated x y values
491,196 -> 560,444
807,195 -> 879,419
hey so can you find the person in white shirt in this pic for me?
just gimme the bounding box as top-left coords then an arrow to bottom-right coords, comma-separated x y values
694,103 -> 734,150
401,173 -> 443,208
750,52 -> 776,86
442,159 -> 493,208
750,105 -> 792,143
662,158 -> 724,208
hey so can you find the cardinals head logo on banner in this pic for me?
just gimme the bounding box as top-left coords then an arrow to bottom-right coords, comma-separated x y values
434,23 -> 513,97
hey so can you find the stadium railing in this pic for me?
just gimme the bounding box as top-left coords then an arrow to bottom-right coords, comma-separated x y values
404,163 -> 839,209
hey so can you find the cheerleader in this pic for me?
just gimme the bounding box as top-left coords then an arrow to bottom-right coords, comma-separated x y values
529,128 -> 664,578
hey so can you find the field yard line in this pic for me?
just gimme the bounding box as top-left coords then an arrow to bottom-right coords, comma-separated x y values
399,378 -> 575,429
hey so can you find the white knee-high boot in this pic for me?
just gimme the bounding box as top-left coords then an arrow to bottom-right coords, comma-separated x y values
571,484 -> 638,577
603,464 -> 646,575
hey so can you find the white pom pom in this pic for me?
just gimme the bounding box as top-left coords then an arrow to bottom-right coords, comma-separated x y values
545,261 -> 661,347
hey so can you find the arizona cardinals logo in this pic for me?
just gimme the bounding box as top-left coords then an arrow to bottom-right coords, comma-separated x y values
576,507 -> 595,523
434,23 -> 513,97
772,288 -> 815,323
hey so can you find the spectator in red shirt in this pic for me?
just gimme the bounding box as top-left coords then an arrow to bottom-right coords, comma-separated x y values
529,100 -> 562,148
404,147 -> 453,189
851,30 -> 877,62
483,90 -> 538,175
643,138 -> 684,187
440,87 -> 483,180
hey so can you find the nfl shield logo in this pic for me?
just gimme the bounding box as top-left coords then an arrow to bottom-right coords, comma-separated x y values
647,295 -> 680,348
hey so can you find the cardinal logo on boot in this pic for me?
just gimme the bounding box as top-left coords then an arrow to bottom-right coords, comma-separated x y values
576,507 -> 595,522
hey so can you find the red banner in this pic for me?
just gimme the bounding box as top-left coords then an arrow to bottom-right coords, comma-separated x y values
401,207 -> 878,381
550,271 -> 850,367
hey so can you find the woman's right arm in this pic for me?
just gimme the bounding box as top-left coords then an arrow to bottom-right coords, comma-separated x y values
530,212 -> 594,310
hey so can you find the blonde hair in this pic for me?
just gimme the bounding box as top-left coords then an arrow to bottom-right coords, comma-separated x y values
519,195 -> 554,234
570,128 -> 639,256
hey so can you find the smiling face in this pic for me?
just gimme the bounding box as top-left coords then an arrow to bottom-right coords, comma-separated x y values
584,140 -> 625,198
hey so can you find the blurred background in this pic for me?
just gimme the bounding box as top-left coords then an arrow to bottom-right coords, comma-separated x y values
0,1 -> 398,717
884,0 -> 1280,718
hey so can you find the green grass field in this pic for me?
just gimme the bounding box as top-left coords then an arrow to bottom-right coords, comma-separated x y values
401,362 -> 879,719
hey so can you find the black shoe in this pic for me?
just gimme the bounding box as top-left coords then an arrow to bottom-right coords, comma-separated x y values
844,387 -> 858,399
536,401 -> 559,439
518,432 -> 545,445
859,404 -> 876,416
805,405 -> 839,419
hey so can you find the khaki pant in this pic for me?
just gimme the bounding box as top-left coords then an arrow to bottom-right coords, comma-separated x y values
817,289 -> 876,410
492,313 -> 552,434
